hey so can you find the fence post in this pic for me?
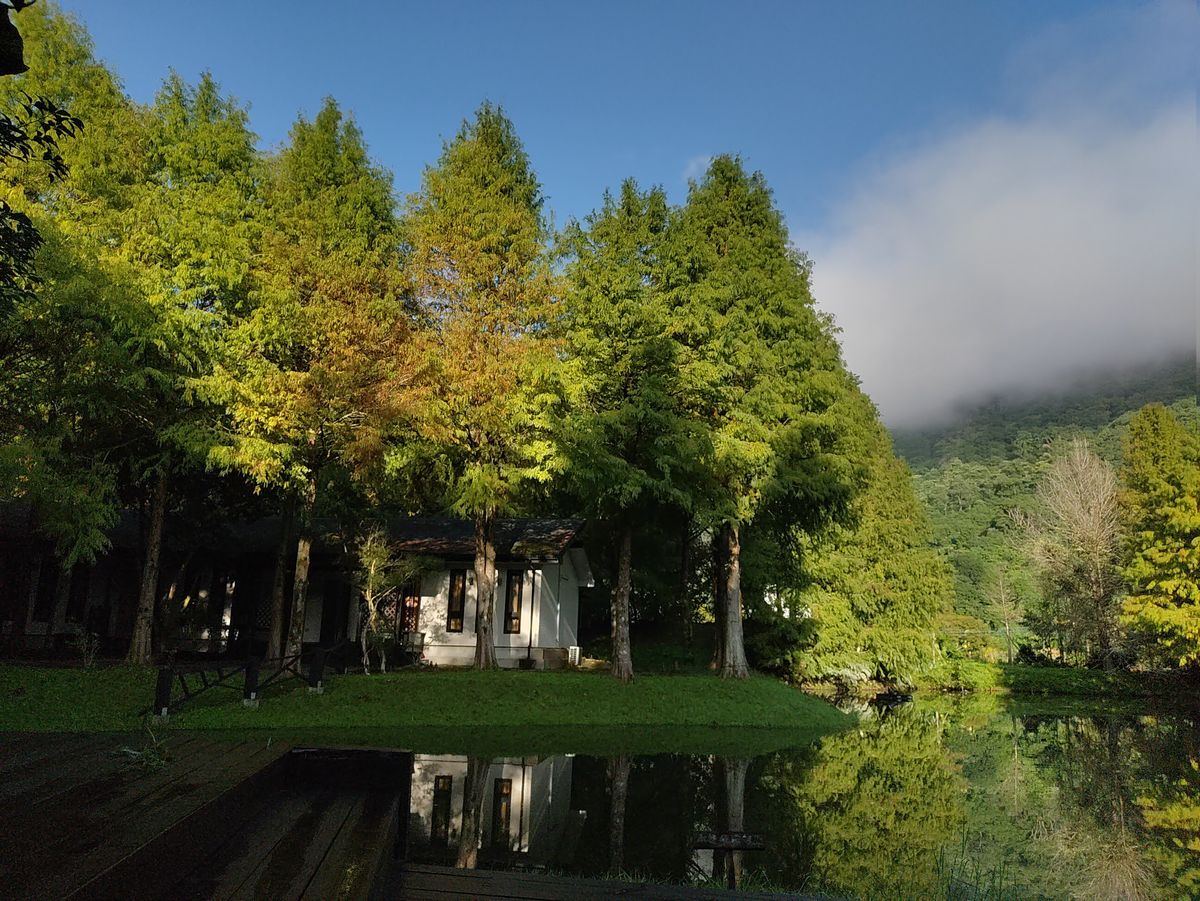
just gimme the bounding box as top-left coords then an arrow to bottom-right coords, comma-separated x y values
243,658 -> 260,708
153,666 -> 173,719
307,647 -> 325,694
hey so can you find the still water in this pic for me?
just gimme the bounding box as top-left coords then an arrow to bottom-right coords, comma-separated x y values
405,698 -> 1200,900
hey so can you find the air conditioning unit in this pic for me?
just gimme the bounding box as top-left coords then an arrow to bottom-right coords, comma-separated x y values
567,645 -> 582,666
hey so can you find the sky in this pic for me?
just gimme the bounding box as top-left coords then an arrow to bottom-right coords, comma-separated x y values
54,0 -> 1197,426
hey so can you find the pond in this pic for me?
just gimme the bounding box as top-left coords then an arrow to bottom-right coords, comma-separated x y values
403,697 -> 1200,900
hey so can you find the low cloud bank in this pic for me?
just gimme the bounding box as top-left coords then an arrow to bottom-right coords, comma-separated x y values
806,1 -> 1196,427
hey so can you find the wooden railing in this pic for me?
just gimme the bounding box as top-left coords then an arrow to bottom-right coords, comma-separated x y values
144,639 -> 353,718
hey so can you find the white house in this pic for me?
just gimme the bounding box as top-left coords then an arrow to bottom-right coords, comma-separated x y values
316,518 -> 594,669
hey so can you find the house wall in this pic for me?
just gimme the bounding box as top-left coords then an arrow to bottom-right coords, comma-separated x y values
405,562 -> 582,668
302,552 -> 586,668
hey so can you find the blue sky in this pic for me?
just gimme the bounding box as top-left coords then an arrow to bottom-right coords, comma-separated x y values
52,1 -> 1195,424
58,0 -> 1103,231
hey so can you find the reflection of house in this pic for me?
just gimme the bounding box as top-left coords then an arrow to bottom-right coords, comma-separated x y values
337,518 -> 594,669
1,508 -> 592,668
407,754 -> 585,869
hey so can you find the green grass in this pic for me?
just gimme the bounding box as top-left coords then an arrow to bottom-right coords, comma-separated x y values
0,664 -> 851,755
995,662 -> 1165,698
914,660 -> 1170,699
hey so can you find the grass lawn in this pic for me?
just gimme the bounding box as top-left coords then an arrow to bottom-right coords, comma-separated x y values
913,659 -> 1174,699
0,664 -> 851,755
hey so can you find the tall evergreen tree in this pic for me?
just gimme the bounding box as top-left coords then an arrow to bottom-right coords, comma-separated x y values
559,179 -> 711,681
401,103 -> 557,670
201,98 -> 411,658
1,7 -> 260,662
787,402 -> 953,686
1121,403 -> 1200,669
666,156 -> 857,678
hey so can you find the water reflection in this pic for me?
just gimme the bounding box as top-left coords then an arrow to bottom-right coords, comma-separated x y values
400,701 -> 1200,900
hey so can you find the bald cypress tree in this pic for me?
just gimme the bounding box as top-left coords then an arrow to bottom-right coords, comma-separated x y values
560,179 -> 711,681
1121,403 -> 1200,668
402,104 -> 557,670
202,99 -> 410,658
667,156 -> 858,678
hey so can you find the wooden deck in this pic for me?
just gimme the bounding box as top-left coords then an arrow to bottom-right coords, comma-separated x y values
379,864 -> 818,900
0,731 -> 297,900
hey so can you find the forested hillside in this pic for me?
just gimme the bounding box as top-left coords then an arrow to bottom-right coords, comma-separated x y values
894,355 -> 1197,651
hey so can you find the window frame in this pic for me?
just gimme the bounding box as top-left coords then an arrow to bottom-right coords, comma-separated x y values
491,777 -> 513,849
446,569 -> 466,633
431,774 -> 452,847
503,569 -> 523,634
399,579 -> 421,636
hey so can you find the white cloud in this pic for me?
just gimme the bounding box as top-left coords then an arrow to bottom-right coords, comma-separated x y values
806,0 -> 1197,427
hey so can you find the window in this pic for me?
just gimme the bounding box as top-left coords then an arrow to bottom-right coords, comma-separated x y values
431,775 -> 452,847
491,778 -> 512,849
400,580 -> 421,635
503,570 -> 523,634
447,569 -> 466,633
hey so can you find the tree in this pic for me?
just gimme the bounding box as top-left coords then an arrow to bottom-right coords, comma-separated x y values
354,529 -> 400,674
1018,438 -> 1123,668
1120,404 -> 1200,669
117,71 -> 260,663
201,98 -> 411,658
786,406 -> 952,687
987,565 -> 1023,664
665,156 -> 857,678
401,103 -> 557,670
0,10 -> 259,662
558,180 -> 710,682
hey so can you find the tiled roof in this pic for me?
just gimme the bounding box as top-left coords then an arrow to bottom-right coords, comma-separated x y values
388,517 -> 584,561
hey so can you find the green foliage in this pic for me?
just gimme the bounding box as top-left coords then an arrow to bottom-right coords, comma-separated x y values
1120,403 -> 1200,667
199,98 -> 406,496
399,103 -> 557,522
787,406 -> 954,687
558,179 -> 710,524
666,156 -> 856,532
901,359 -> 1198,667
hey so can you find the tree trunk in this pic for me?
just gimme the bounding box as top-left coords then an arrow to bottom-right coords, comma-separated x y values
473,513 -> 498,670
607,754 -> 631,873
718,523 -> 750,679
711,532 -> 727,672
127,468 -> 167,665
360,589 -> 372,676
714,757 -> 750,889
611,525 -> 634,683
267,499 -> 294,660
285,474 -> 318,659
456,755 -> 490,869
1004,621 -> 1013,665
679,520 -> 693,649
157,553 -> 192,655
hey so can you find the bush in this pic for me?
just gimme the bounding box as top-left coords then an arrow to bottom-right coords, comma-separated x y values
745,616 -> 809,679
914,659 -> 1002,693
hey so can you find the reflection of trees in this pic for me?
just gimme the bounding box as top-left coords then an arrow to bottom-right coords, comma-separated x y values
608,754 -> 630,873
455,756 -> 489,869
712,757 -> 750,889
950,704 -> 1198,901
1137,748 -> 1200,897
758,708 -> 965,899
1036,715 -> 1158,900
